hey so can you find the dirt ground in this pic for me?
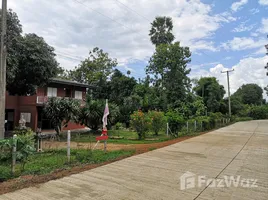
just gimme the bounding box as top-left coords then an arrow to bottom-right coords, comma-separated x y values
0,133 -> 204,195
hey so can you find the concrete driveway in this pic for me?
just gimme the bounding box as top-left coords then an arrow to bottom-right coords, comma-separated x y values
1,120 -> 268,200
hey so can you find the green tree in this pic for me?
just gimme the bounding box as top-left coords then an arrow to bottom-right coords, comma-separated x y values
146,42 -> 191,108
233,84 -> 263,105
7,34 -> 60,95
69,47 -> 116,84
149,16 -> 175,46
79,97 -> 119,131
108,69 -> 137,105
69,47 -> 117,99
193,77 -> 225,113
44,98 -> 80,137
148,111 -> 166,135
2,10 -> 60,95
130,111 -> 151,140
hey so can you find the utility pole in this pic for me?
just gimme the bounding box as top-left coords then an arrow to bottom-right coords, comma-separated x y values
221,69 -> 234,118
265,35 -> 268,75
0,0 -> 7,139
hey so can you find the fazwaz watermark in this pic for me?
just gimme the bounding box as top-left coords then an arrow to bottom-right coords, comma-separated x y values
180,171 -> 258,190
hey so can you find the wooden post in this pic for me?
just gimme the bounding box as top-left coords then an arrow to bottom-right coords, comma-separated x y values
67,130 -> 71,163
187,121 -> 189,133
104,140 -> 107,153
11,134 -> 17,175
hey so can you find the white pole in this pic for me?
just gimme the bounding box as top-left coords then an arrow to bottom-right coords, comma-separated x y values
194,120 -> 197,131
11,134 -> 17,175
67,130 -> 71,163
166,122 -> 169,136
187,121 -> 189,133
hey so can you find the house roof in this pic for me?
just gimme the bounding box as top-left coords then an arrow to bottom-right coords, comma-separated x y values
49,78 -> 91,88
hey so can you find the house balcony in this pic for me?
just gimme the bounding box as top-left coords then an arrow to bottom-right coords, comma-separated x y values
36,96 -> 85,106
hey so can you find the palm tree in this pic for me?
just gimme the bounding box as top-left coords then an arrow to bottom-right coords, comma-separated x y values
149,16 -> 175,46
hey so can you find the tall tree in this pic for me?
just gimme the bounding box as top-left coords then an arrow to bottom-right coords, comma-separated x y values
2,10 -> 60,95
233,83 -> 263,105
146,42 -> 191,108
7,34 -> 59,95
69,47 -> 117,99
108,69 -> 137,105
149,16 -> 175,46
193,77 -> 225,113
3,9 -> 22,91
69,47 -> 117,84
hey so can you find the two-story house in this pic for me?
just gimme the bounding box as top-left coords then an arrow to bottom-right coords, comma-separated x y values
5,78 -> 90,132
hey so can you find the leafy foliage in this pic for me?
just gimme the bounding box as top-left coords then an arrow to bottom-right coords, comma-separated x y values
165,110 -> 185,136
79,97 -> 119,130
149,16 -> 175,46
3,9 -> 60,95
232,84 -> 263,105
193,77 -> 225,113
148,111 -> 166,135
248,105 -> 268,119
130,111 -> 151,140
44,98 -> 81,135
146,42 -> 191,108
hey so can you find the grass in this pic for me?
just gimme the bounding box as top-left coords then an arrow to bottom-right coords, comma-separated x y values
68,129 -> 172,144
0,149 -> 135,181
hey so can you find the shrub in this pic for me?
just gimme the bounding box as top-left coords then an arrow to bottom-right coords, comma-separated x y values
148,111 -> 166,135
165,110 -> 185,137
248,105 -> 268,120
234,117 -> 253,122
130,111 -> 151,140
0,129 -> 35,171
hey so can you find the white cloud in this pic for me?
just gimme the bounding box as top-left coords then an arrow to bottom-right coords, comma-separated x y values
232,20 -> 256,32
191,56 -> 268,96
259,0 -> 268,5
231,0 -> 248,12
250,8 -> 260,15
257,18 -> 268,33
221,37 -> 266,51
8,0 -> 235,70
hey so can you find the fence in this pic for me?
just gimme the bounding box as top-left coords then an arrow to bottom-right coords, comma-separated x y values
0,130 -> 110,182
166,118 -> 231,137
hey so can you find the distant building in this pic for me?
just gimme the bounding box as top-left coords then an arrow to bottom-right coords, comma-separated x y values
5,78 -> 90,132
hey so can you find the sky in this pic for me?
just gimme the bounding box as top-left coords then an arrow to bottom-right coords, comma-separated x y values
7,0 -> 268,96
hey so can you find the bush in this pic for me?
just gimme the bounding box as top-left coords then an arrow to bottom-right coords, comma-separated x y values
148,111 -> 166,135
234,117 -> 253,122
130,111 -> 151,140
0,129 -> 35,171
165,110 -> 185,137
248,105 -> 268,119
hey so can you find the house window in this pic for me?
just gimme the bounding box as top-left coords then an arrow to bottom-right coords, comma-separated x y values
47,87 -> 57,97
75,91 -> 83,99
21,113 -> 31,123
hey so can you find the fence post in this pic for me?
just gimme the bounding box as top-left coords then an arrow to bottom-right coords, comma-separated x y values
194,120 -> 197,132
166,123 -> 169,136
67,130 -> 71,163
186,121 -> 189,133
11,134 -> 17,175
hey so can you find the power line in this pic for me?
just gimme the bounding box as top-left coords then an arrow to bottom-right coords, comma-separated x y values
113,0 -> 150,22
73,0 -> 138,33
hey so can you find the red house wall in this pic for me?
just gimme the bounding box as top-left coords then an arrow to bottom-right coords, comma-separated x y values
5,83 -> 87,132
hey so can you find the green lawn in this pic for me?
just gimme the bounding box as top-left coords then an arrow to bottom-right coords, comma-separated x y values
0,149 -> 135,181
69,129 -> 172,144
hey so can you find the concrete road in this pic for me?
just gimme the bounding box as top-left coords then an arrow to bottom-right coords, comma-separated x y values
1,120 -> 268,200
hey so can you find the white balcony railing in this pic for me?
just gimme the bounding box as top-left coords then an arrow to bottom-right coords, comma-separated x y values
37,96 -> 85,106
